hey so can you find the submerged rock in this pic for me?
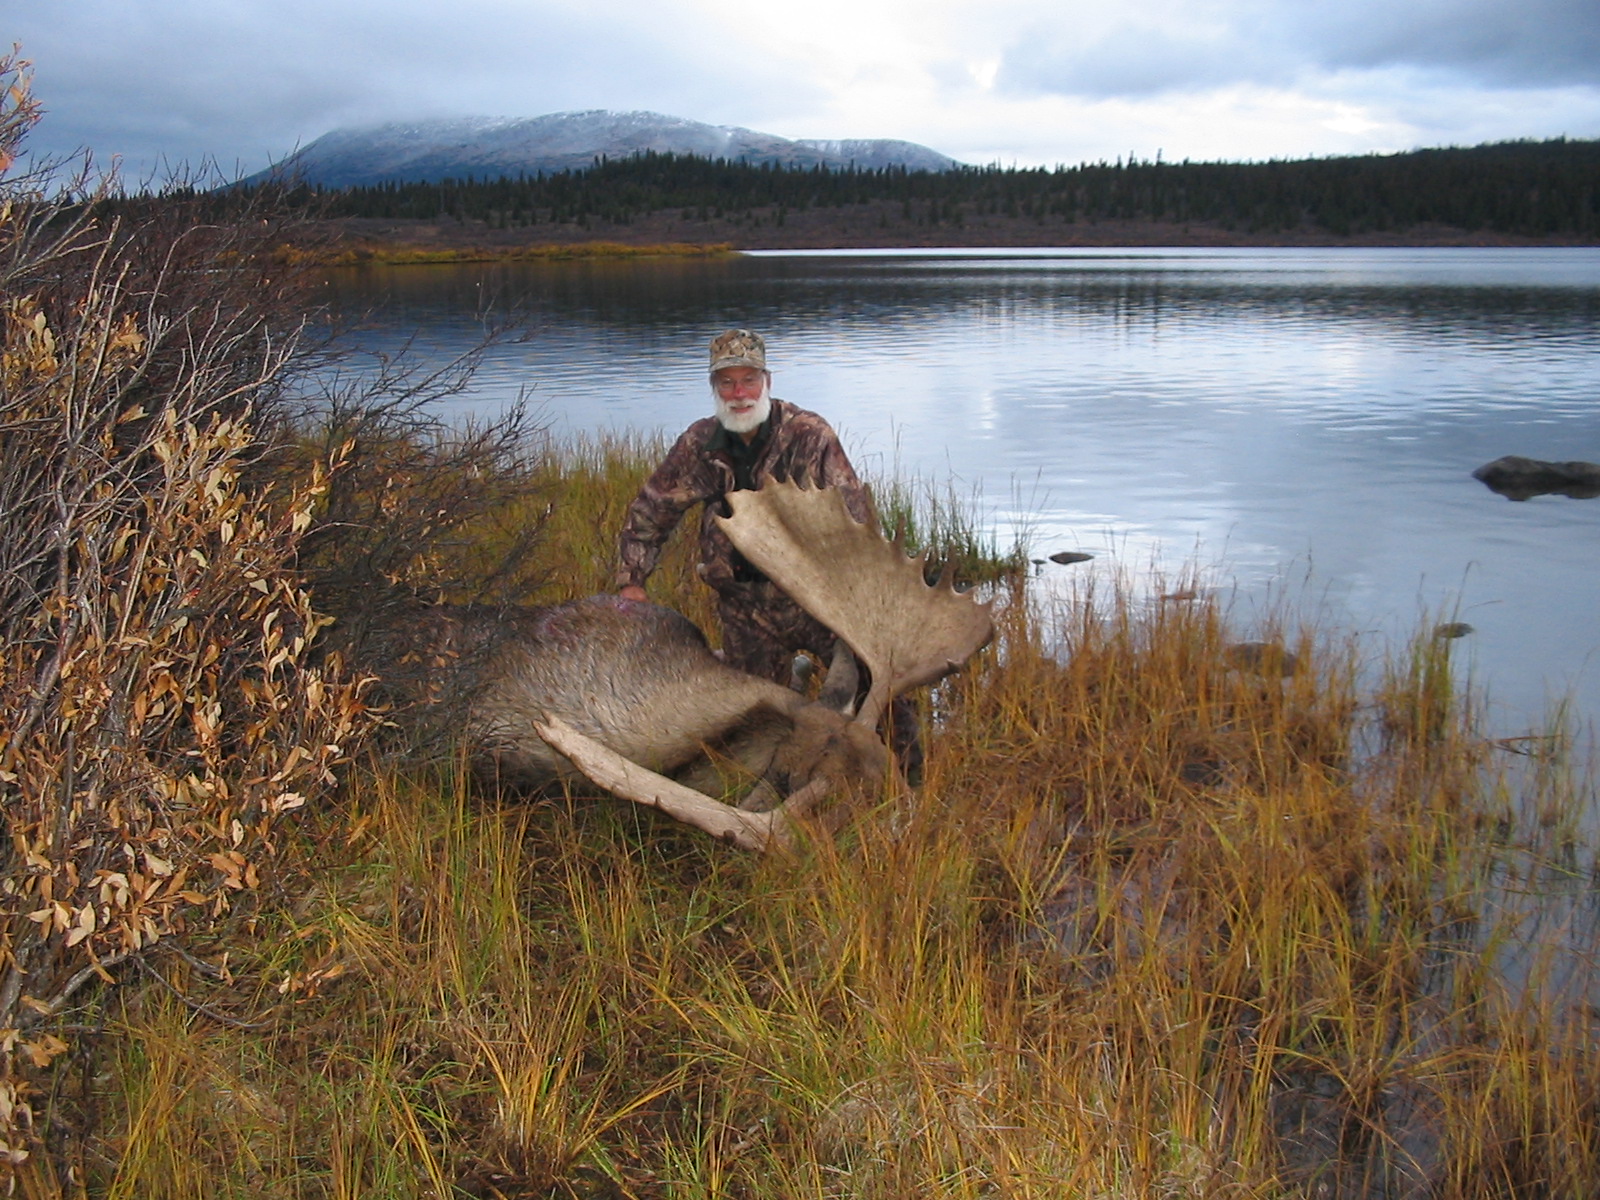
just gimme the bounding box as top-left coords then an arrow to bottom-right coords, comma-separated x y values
1048,551 -> 1094,565
1472,455 -> 1600,501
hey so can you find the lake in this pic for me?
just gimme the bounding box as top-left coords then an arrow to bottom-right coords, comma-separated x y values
320,247 -> 1600,740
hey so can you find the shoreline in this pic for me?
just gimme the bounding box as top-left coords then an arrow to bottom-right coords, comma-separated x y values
276,239 -> 737,266
285,210 -> 1600,265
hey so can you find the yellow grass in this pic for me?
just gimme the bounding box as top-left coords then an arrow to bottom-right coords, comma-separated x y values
28,444 -> 1600,1199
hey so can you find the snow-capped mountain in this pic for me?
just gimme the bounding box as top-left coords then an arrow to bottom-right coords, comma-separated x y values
248,111 -> 960,187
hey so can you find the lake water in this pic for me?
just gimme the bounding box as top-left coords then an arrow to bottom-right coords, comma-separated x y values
321,247 -> 1600,740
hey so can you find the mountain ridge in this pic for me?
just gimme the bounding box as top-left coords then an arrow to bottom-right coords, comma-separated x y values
247,110 -> 960,188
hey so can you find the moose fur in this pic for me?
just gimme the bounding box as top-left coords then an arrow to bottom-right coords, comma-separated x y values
412,594 -> 889,803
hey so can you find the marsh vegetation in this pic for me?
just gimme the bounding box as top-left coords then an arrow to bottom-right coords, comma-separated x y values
47,496 -> 1600,1199
4,57 -> 1599,1198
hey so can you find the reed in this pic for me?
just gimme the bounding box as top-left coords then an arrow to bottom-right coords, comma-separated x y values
867,469 -> 1028,586
41,441 -> 1596,1200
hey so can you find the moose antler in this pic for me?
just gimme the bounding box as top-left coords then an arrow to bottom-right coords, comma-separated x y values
717,479 -> 996,727
534,715 -> 792,852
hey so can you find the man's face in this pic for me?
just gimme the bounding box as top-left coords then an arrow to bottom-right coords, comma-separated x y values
712,367 -> 771,434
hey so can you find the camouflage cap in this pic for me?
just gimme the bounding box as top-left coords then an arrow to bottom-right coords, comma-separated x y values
709,329 -> 767,374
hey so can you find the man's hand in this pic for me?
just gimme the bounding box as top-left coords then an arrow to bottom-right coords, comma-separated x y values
619,585 -> 648,603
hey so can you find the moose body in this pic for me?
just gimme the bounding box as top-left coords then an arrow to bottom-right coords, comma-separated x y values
395,482 -> 994,852
420,594 -> 886,803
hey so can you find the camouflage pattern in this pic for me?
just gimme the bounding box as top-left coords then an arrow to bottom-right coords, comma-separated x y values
615,396 -> 923,778
614,398 -> 872,611
714,581 -> 840,685
708,328 -> 767,373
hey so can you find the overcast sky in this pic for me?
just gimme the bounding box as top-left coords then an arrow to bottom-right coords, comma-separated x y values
12,0 -> 1600,183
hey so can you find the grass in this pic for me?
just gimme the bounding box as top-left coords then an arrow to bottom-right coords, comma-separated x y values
26,440 -> 1600,1198
868,470 -> 1029,586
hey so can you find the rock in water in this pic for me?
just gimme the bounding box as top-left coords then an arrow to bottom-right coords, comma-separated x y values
1472,455 -> 1600,501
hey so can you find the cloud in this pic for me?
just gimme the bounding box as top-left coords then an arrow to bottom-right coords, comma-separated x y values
999,0 -> 1600,100
996,1 -> 1263,99
13,0 -> 814,180
9,0 -> 1600,182
1286,0 -> 1600,88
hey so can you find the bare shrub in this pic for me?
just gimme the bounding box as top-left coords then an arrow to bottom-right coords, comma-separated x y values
0,56 -> 378,1166
285,363 -> 553,751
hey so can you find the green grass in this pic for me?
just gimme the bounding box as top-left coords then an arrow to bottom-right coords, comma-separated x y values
866,469 -> 1028,588
28,440 -> 1600,1199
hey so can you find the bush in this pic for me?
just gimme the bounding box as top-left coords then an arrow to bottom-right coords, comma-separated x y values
0,56 -> 376,1167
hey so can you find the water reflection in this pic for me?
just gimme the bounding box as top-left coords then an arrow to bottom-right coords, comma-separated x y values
319,247 -> 1600,737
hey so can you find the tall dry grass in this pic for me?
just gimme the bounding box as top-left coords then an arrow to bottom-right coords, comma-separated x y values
56,458 -> 1598,1199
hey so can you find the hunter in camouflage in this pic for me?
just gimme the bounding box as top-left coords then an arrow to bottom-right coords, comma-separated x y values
615,330 -> 874,685
615,329 -> 924,776
615,330 -> 924,776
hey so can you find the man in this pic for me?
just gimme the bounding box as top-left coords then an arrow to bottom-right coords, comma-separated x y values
615,329 -> 921,773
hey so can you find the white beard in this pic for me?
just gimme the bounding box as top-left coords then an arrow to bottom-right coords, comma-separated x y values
713,381 -> 772,435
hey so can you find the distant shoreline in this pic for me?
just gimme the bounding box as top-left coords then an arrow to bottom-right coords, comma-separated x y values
286,210 -> 1600,264
277,238 -> 736,266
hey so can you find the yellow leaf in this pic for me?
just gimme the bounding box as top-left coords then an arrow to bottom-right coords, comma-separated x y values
267,791 -> 305,814
65,904 -> 97,946
23,1035 -> 68,1068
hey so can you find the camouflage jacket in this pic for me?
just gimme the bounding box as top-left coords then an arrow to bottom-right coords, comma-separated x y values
614,398 -> 872,595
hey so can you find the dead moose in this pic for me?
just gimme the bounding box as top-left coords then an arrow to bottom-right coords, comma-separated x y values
403,480 -> 995,852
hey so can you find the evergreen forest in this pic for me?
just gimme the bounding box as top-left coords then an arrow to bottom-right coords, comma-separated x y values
273,137 -> 1600,239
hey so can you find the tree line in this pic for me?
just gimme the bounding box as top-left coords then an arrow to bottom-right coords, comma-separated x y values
249,137 -> 1600,239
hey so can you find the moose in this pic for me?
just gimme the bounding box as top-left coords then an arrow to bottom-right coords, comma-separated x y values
403,480 -> 995,852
